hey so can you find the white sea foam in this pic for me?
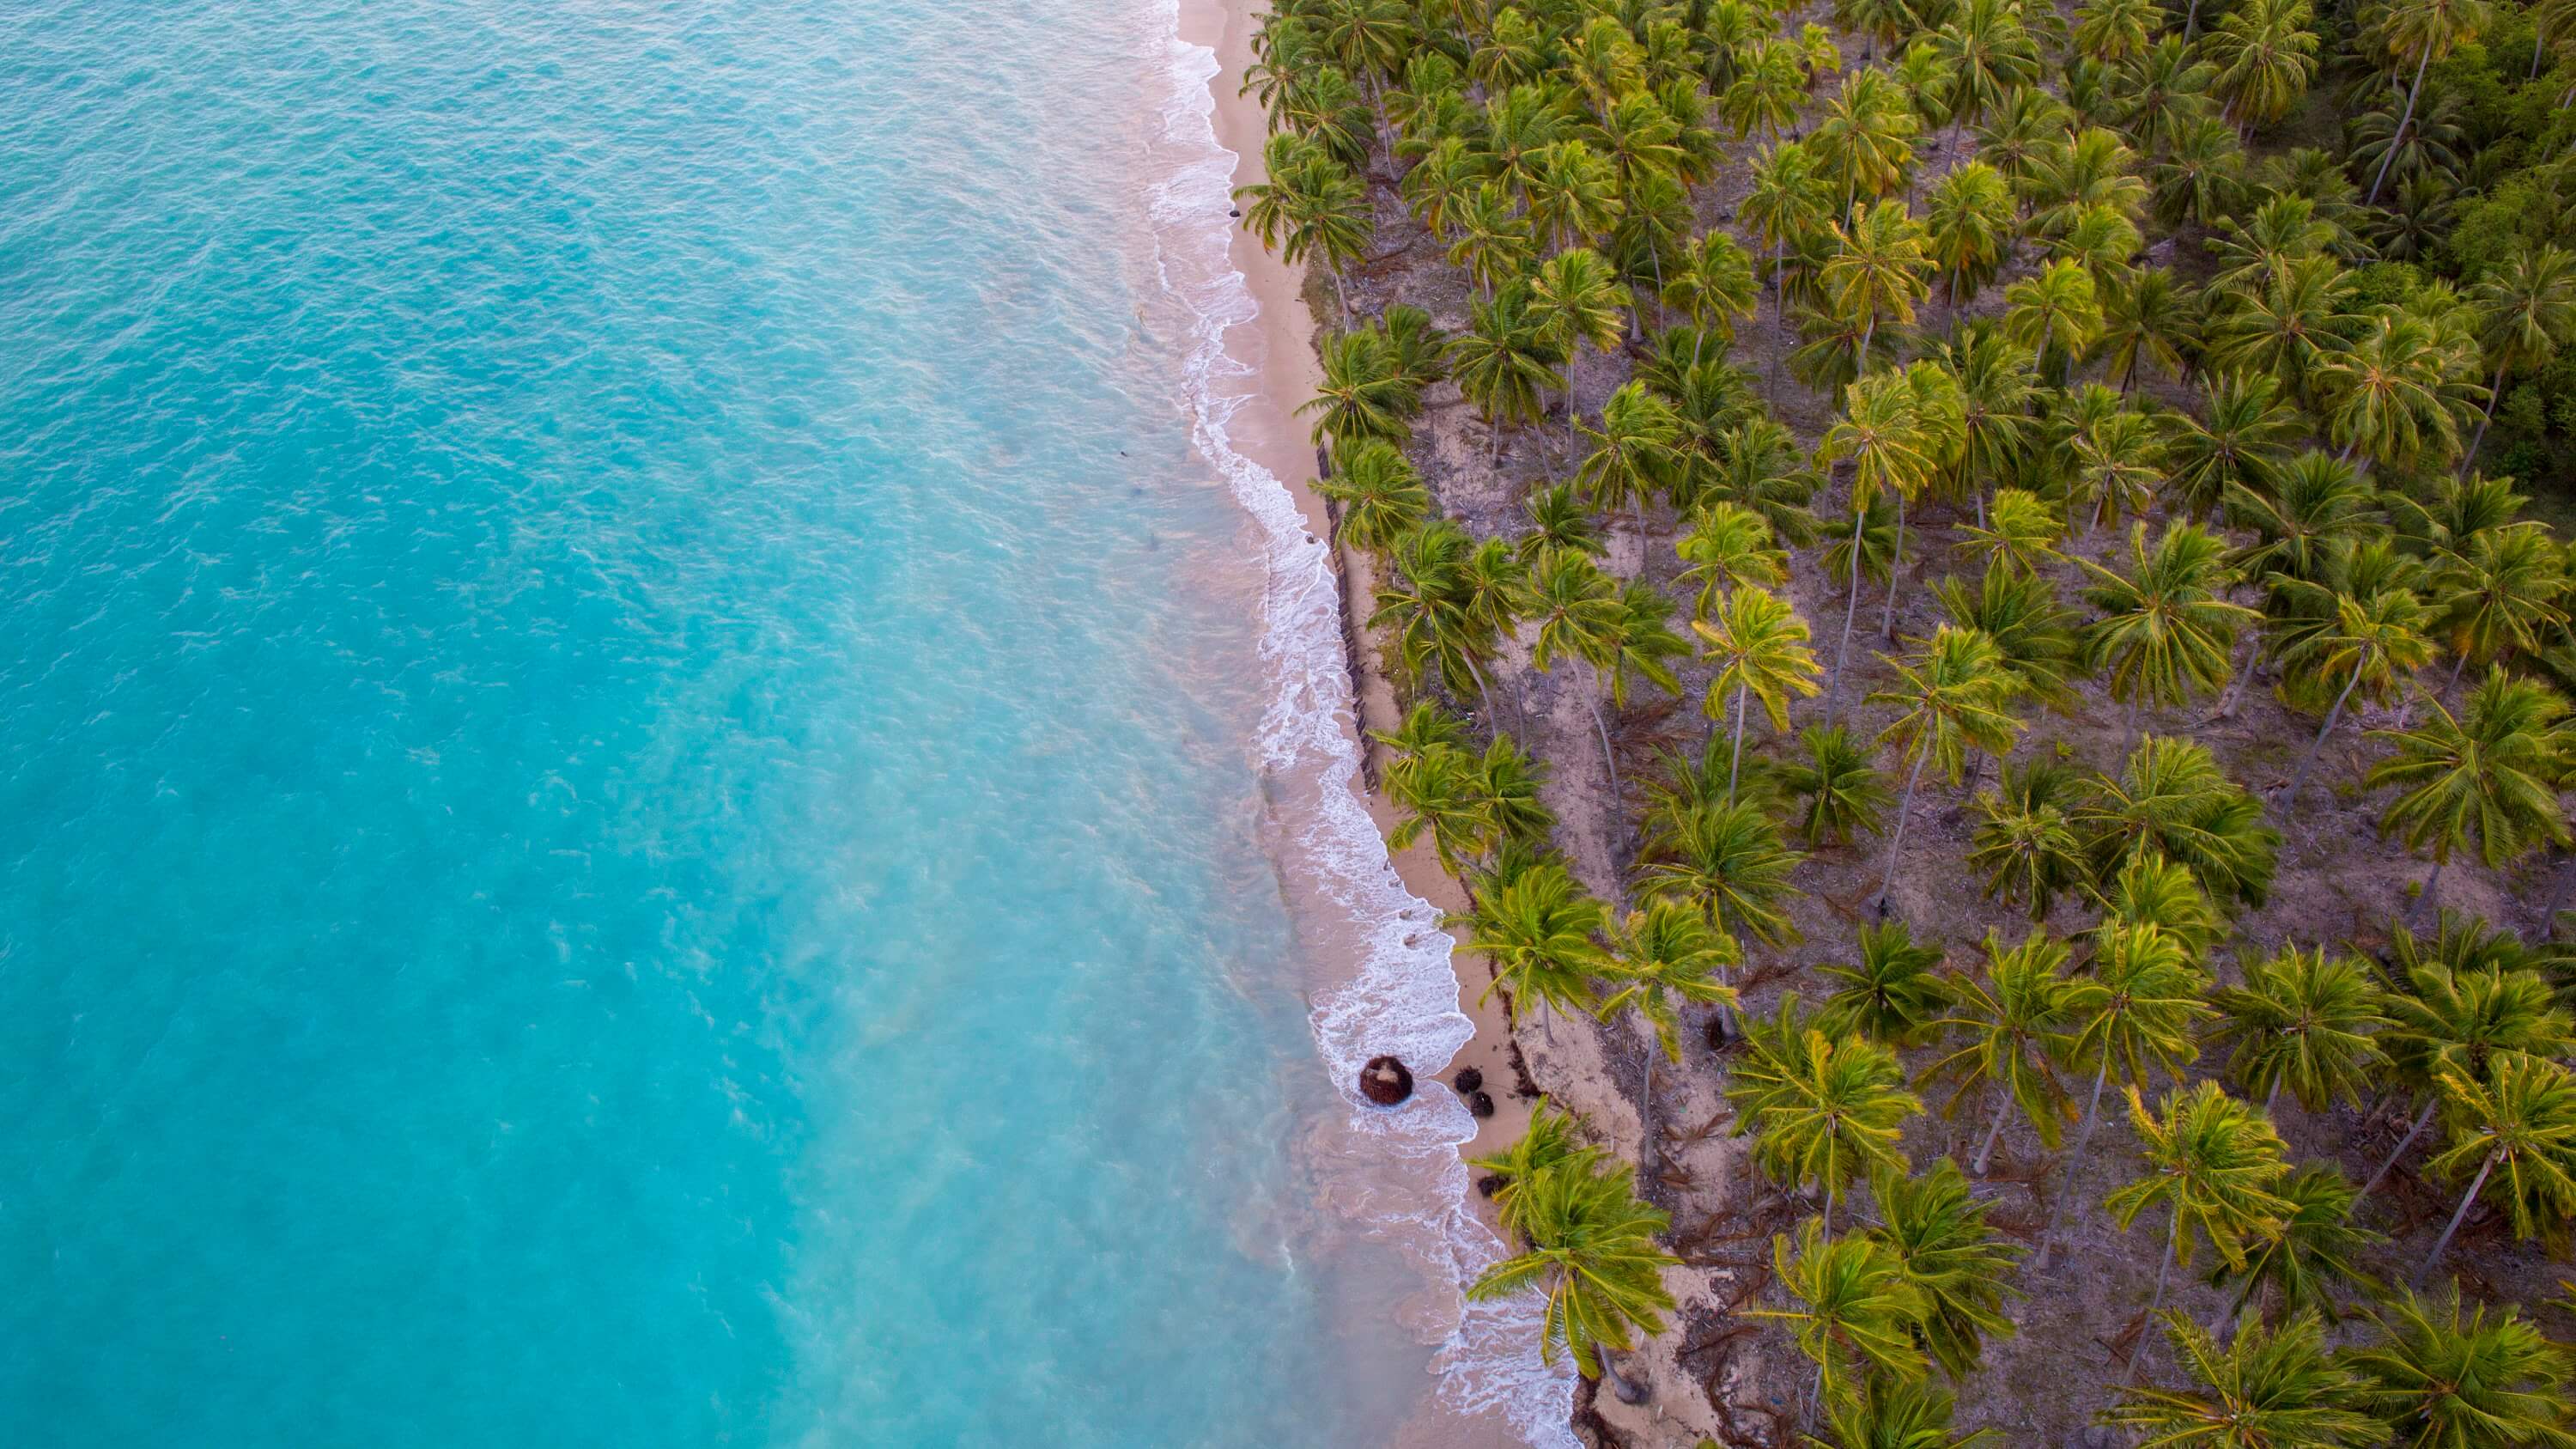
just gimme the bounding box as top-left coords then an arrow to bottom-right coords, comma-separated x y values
1139,11 -> 1577,1446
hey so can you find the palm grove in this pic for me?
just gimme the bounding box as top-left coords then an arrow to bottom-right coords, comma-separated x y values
1240,0 -> 2576,1441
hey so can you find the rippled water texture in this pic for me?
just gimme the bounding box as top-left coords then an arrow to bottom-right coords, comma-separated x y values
0,2 -> 1437,1442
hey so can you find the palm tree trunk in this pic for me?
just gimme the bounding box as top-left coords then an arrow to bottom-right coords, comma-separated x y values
2362,1097 -> 2439,1197
1973,1087 -> 2014,1175
1880,496 -> 1907,640
1728,680 -> 1750,803
2128,1209 -> 2183,1380
1879,746 -> 1931,910
2470,362 -> 2507,462
2545,853 -> 2576,938
2042,1056 -> 2116,1264
2285,659 -> 2366,810
1826,505 -> 1868,724
1589,688 -> 1621,801
1638,1051 -> 1657,1183
2415,1151 -> 2496,1285
2369,49 -> 2433,205
2184,0 -> 2202,39
2409,859 -> 2447,928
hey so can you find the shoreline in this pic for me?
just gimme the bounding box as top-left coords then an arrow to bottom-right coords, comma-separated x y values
1166,0 -> 1573,1443
1179,0 -> 1542,1285
1182,0 -> 1542,1184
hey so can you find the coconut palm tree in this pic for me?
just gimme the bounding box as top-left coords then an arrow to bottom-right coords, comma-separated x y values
1807,1375 -> 1997,1449
2002,259 -> 2104,386
2104,1310 -> 2383,1449
1820,920 -> 1952,1048
1520,482 -> 1607,563
1759,1219 -> 1929,1411
1926,927 -> 2080,1175
1236,133 -> 1376,318
2366,667 -> 2575,923
1599,900 -> 1739,1175
2208,1164 -> 2381,1325
2316,312 -> 2469,476
2365,959 -> 2576,1199
1528,247 -> 1634,399
1467,1098 -> 1585,1236
1576,381 -> 1684,521
1820,370 -> 1946,717
2208,946 -> 2391,1115
2342,1284 -> 2575,1448
1453,282 -> 1566,456
1869,626 -> 2026,910
1373,521 -> 1503,703
1923,162 -> 2017,307
1820,200 -> 1935,368
1728,995 -> 1923,1232
2166,373 -> 2304,524
2228,464 -> 2382,622
2050,922 -> 2215,1254
2415,1052 -> 2576,1282
1695,585 -> 1823,801
2078,522 -> 2260,744
1447,184 -> 1538,296
1933,0 -> 2043,127
2432,526 -> 2566,691
1722,38 -> 1807,143
2465,245 -> 2576,460
2208,0 -> 2318,129
1662,229 -> 1761,356
1637,796 -> 1807,947
1869,1159 -> 2026,1379
1523,139 -> 1625,255
2100,269 -> 2200,394
1954,490 -> 2065,581
2363,0 -> 2494,204
2154,116 -> 2248,233
2120,36 -> 2217,154
2079,736 -> 2282,910
2278,584 -> 2438,811
1301,329 -> 1419,447
1676,500 -> 1789,620
1450,855 -> 1612,1036
2073,0 -> 2160,64
1467,1148 -> 1680,1380
1812,69 -> 1921,212
1968,758 -> 2096,920
2095,852 -> 2228,953
2105,1081 -> 2293,1342
1937,566 -> 2084,715
1317,440 -> 1431,554
1780,724 -> 1895,847
1742,141 -> 1834,342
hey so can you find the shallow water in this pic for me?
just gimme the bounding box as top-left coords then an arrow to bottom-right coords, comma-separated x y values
0,1 -> 1485,1442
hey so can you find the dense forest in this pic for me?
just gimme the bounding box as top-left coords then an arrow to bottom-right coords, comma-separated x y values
1236,0 -> 2576,1443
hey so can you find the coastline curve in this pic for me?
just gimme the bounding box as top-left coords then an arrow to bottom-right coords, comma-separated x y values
1139,3 -> 1580,1444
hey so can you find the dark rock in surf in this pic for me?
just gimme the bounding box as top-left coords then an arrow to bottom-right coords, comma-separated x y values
1358,1055 -> 1414,1105
1451,1067 -> 1484,1095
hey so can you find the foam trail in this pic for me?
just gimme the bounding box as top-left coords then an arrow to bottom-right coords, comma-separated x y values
1139,9 -> 1578,1445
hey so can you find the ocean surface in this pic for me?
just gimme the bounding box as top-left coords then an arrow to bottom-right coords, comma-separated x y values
0,1 -> 1582,1443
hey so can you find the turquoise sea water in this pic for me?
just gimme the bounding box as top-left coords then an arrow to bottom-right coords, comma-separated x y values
0,2 -> 1479,1442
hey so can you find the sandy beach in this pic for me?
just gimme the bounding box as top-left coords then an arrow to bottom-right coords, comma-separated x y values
1182,0 -> 1549,1194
